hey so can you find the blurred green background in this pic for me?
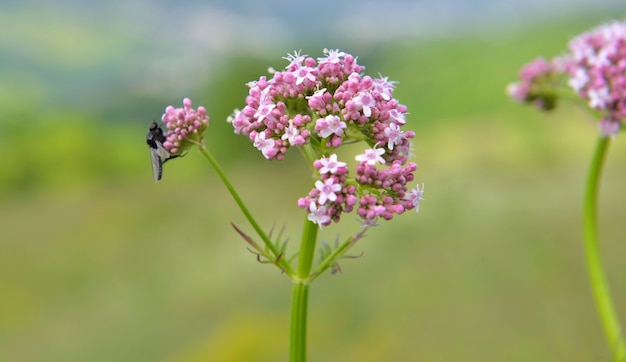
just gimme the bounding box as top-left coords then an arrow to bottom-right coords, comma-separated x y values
2,1 -> 626,361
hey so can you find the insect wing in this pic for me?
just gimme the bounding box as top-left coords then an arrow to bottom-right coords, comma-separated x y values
149,147 -> 162,182
147,122 -> 171,182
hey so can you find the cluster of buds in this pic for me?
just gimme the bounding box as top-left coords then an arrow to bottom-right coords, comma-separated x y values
161,98 -> 210,154
506,57 -> 562,111
508,21 -> 626,135
231,49 -> 424,227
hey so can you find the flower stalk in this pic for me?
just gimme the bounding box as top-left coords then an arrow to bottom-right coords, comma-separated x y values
194,141 -> 295,275
508,21 -> 626,359
583,136 -> 625,361
289,217 -> 318,362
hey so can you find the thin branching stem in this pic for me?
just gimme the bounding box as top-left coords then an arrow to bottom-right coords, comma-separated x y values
195,142 -> 295,276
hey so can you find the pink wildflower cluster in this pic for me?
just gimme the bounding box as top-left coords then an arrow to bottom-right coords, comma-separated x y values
297,154 -> 357,226
354,155 -> 419,222
161,98 -> 210,153
298,151 -> 423,227
231,49 -> 366,159
232,49 -> 423,227
507,57 -> 561,111
564,21 -> 626,135
509,21 -> 626,135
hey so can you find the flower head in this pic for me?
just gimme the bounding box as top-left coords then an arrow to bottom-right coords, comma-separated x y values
564,21 -> 626,135
233,49 -> 424,226
509,21 -> 626,135
506,57 -> 560,111
161,98 -> 210,154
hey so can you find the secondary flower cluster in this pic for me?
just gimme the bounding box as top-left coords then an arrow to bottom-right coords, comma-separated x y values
565,21 -> 626,135
161,98 -> 210,154
231,49 -> 423,227
508,21 -> 626,135
506,57 -> 561,111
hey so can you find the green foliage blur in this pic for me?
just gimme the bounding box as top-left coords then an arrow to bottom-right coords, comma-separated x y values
2,10 -> 626,362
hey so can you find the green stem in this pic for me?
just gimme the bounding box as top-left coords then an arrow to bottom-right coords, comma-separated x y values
195,142 -> 294,275
290,218 -> 319,362
583,136 -> 625,361
297,219 -> 319,280
290,282 -> 309,362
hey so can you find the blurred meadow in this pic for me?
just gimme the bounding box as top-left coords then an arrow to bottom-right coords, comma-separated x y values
2,1 -> 626,361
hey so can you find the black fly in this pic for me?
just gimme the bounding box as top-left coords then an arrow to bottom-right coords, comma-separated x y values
146,122 -> 181,182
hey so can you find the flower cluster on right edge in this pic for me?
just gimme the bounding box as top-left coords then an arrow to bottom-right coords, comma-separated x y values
230,49 -> 424,227
507,21 -> 626,136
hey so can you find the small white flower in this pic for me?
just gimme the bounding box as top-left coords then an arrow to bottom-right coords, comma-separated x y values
307,201 -> 331,226
316,115 -> 346,138
387,109 -> 406,124
306,88 -> 327,100
315,178 -> 342,205
318,49 -> 345,64
283,50 -> 304,67
352,91 -> 376,117
254,102 -> 276,123
319,154 -> 346,174
355,146 -> 386,165
253,132 -> 275,159
281,120 -> 299,146
406,183 -> 425,212
383,123 -> 405,150
588,86 -> 611,109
